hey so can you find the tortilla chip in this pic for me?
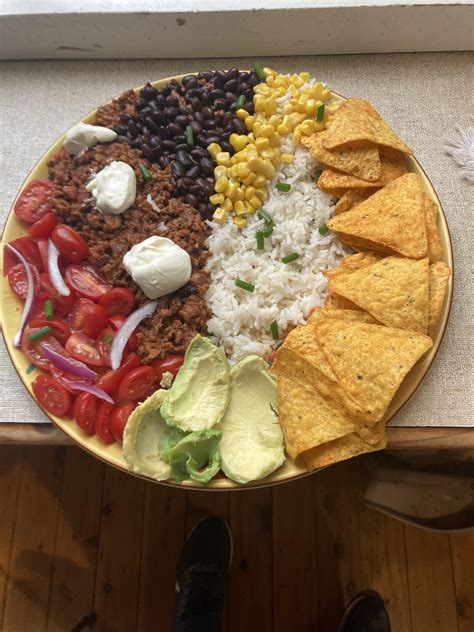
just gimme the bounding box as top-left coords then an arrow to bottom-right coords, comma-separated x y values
324,291 -> 362,311
302,132 -> 381,182
327,173 -> 427,259
423,193 -> 444,263
334,188 -> 377,214
323,251 -> 383,278
329,256 -> 430,334
334,233 -> 399,255
308,307 -> 377,325
314,320 -> 433,423
428,261 -> 451,338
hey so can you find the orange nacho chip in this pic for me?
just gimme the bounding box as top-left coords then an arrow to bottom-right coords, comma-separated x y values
423,192 -> 444,263
428,261 -> 451,338
334,188 -> 377,214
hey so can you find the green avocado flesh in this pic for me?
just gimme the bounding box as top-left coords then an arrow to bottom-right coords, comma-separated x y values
166,429 -> 222,484
160,335 -> 231,432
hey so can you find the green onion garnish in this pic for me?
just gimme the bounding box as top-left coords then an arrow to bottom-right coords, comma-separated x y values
316,104 -> 325,122
236,95 -> 246,109
103,334 -> 113,344
253,63 -> 266,81
262,222 -> 274,238
270,320 -> 279,341
256,231 -> 265,250
139,163 -> 151,182
276,182 -> 291,192
26,363 -> 36,375
27,326 -> 52,342
235,279 -> 255,292
257,209 -> 273,224
44,298 -> 53,321
318,222 -> 329,236
186,125 -> 194,146
282,253 -> 299,264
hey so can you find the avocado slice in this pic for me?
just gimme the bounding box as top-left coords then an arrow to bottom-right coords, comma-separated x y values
168,429 -> 222,484
160,335 -> 231,432
219,356 -> 285,484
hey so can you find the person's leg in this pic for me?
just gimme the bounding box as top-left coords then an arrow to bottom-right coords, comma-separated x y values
172,517 -> 232,632
338,590 -> 391,632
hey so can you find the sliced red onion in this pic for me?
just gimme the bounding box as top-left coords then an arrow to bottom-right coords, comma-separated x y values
110,301 -> 157,369
5,244 -> 35,346
47,238 -> 70,296
67,381 -> 114,404
40,342 -> 97,380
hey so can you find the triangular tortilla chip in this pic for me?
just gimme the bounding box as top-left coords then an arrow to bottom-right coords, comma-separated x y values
323,251 -> 383,278
423,192 -> 444,263
327,173 -> 427,259
308,307 -> 377,325
329,256 -> 430,334
324,291 -> 362,311
334,233 -> 399,255
335,188 -> 377,214
428,261 -> 451,338
314,320 -> 433,422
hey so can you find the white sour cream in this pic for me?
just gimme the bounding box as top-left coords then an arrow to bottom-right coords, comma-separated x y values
123,236 -> 192,299
64,122 -> 117,155
86,161 -> 136,215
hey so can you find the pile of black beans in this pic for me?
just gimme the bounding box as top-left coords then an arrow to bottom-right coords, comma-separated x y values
113,68 -> 260,219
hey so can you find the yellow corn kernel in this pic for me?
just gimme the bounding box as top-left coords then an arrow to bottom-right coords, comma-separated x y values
212,208 -> 228,224
209,193 -> 225,205
235,187 -> 245,201
281,153 -> 295,163
252,121 -> 263,136
290,74 -> 304,87
274,86 -> 287,98
313,82 -> 324,98
314,121 -> 325,132
242,172 -> 256,186
326,104 -> 339,115
213,165 -> 227,179
243,200 -> 253,213
229,164 -> 239,178
234,200 -> 246,215
304,98 -> 318,115
246,146 -> 258,161
264,67 -> 277,77
248,156 -> 264,172
321,88 -> 331,101
261,159 -> 275,180
244,186 -> 256,200
266,76 -> 275,88
260,147 -> 275,161
248,195 -> 261,210
299,120 -> 317,135
207,143 -> 221,159
271,155 -> 281,167
275,76 -> 289,88
285,112 -> 305,128
260,124 -> 274,138
216,152 -> 231,166
245,115 -> 255,131
230,155 -> 238,165
247,133 -> 256,143
237,163 -> 250,179
282,102 -> 294,116
255,137 -> 270,152
214,175 -> 228,193
254,97 -> 266,112
225,180 -> 238,199
221,197 -> 233,213
264,97 -> 277,116
230,134 -> 249,152
233,216 -> 247,229
297,93 -> 308,108
252,174 -> 267,188
277,123 -> 290,136
268,115 -> 281,128
268,133 -> 280,147
236,108 -> 248,120
255,188 -> 268,202
299,71 -> 311,82
292,128 -> 302,146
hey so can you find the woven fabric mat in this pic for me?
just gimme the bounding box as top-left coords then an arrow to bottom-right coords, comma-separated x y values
1,53 -> 473,426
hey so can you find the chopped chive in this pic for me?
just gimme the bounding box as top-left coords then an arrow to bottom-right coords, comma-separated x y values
235,279 -> 255,292
256,231 -> 265,250
103,334 -> 113,344
262,222 -> 274,238
236,95 -> 246,109
276,182 -> 291,192
318,222 -> 329,236
27,326 -> 52,342
25,363 -> 36,375
282,252 -> 299,264
44,298 -> 54,321
270,320 -> 279,341
257,208 -> 273,224
139,163 -> 152,182
253,63 -> 266,81
186,125 -> 194,146
316,103 -> 325,122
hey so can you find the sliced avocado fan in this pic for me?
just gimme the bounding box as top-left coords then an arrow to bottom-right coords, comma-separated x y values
163,428 -> 222,484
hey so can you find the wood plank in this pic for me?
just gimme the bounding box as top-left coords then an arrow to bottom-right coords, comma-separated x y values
228,488 -> 273,632
450,531 -> 474,632
2,446 -> 65,632
46,447 -> 104,632
404,524 -> 458,632
137,484 -> 186,632
93,465 -> 146,632
272,476 -> 318,632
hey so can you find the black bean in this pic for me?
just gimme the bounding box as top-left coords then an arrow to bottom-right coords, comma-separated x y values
197,202 -> 209,217
136,96 -> 147,110
150,136 -> 161,148
130,138 -> 142,149
158,126 -> 171,139
220,140 -> 233,153
244,102 -> 255,115
200,157 -> 214,175
189,184 -> 201,196
191,146 -> 208,159
216,69 -> 227,82
175,115 -> 189,128
185,193 -> 198,207
214,98 -> 227,111
196,178 -> 214,195
185,87 -> 202,100
166,95 -> 179,107
198,70 -> 213,81
182,74 -> 197,86
162,139 -> 176,151
193,111 -> 204,124
175,134 -> 186,144
141,145 -> 153,160
151,147 -> 161,160
168,122 -> 182,136
187,165 -> 201,179
226,92 -> 236,105
116,135 -> 129,144
205,135 -> 221,145
228,103 -> 237,113
120,112 -> 135,123
244,89 -> 254,100
201,106 -> 213,120
239,71 -> 250,82
144,116 -> 159,133
224,79 -> 238,93
201,92 -> 211,106
155,94 -> 166,107
114,124 -> 128,136
174,143 -> 189,152
232,118 -> 247,134
214,110 -> 225,122
238,82 -> 248,93
210,89 -> 226,101
203,129 -> 218,139
158,155 -> 170,169
164,107 -> 180,120
152,111 -> 166,126
172,161 -> 185,179
203,118 -> 217,130
139,105 -> 152,117
176,149 -> 193,166
127,120 -> 138,138
190,120 -> 202,135
190,97 -> 202,112
142,84 -> 158,100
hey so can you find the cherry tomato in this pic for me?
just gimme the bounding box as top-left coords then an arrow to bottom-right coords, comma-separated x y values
28,318 -> 71,345
151,356 -> 184,385
51,224 -> 89,263
95,353 -> 141,394
74,392 -> 98,435
4,237 -> 43,275
32,375 -> 70,415
117,366 -> 156,403
21,325 -> 66,369
108,315 -> 138,351
27,212 -> 58,239
13,180 -> 54,224
95,402 -> 116,444
110,403 -> 136,443
40,273 -> 77,317
65,332 -> 105,366
7,262 -> 40,299
37,238 -> 50,270
64,396 -> 77,420
65,263 -> 111,300
99,287 -> 136,316
96,327 -> 116,366
67,298 -> 109,338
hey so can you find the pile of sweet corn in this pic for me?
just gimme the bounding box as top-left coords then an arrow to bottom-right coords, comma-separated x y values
209,68 -> 338,228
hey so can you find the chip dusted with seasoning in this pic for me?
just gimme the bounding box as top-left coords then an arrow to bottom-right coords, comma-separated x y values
329,256 -> 430,334
323,251 -> 383,279
428,261 -> 451,338
334,188 -> 376,214
328,173 -> 428,259
423,192 -> 444,263
332,233 -> 398,255
314,320 -> 433,422
308,307 -> 376,324
324,291 -> 362,311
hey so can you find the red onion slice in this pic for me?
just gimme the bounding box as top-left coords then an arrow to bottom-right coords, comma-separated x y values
5,244 -> 35,346
40,342 -> 97,380
67,381 -> 114,404
110,301 -> 156,369
47,238 -> 70,296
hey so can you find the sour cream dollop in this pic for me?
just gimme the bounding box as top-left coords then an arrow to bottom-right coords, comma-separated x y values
86,161 -> 136,215
123,236 -> 192,299
64,122 -> 117,155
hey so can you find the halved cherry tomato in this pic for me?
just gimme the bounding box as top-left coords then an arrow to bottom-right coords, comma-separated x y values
28,212 -> 58,239
7,262 -> 40,299
108,315 -> 138,351
95,353 -> 141,395
95,402 -> 116,444
37,238 -> 50,270
13,180 -> 54,224
4,237 -> 43,275
74,392 -> 98,435
32,374 -> 70,415
97,327 -> 115,366
29,318 -> 71,345
99,287 -> 136,317
40,272 -> 77,317
21,324 -> 66,369
67,298 -> 109,338
51,224 -> 89,263
64,396 -> 77,420
65,263 -> 111,300
65,332 -> 105,366
110,403 -> 136,443
117,366 -> 156,403
151,356 -> 184,385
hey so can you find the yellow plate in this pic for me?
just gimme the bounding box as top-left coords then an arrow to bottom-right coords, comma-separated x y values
0,74 -> 454,490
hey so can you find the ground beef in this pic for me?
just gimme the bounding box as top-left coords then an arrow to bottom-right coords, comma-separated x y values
95,90 -> 136,129
48,142 -> 211,363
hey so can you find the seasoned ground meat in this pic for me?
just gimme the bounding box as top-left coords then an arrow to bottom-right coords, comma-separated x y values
48,142 -> 211,363
95,90 -> 136,129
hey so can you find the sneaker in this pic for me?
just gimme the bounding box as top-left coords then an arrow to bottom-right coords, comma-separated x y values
172,517 -> 233,632
338,591 -> 391,632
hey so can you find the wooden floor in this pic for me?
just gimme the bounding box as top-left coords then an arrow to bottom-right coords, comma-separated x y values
0,447 -> 472,632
